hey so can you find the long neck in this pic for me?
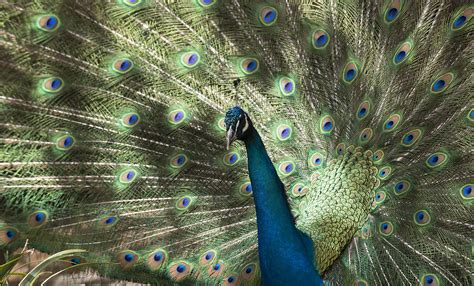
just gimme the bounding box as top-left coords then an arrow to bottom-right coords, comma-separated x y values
243,127 -> 322,286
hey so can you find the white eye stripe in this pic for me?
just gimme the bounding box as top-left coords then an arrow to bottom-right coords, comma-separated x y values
242,114 -> 249,132
235,117 -> 241,133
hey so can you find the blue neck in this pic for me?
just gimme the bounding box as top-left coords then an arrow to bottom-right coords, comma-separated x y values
244,128 -> 323,286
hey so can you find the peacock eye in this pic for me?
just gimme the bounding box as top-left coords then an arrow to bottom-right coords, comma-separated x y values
451,7 -> 473,31
169,261 -> 192,281
425,152 -> 448,169
342,62 -> 359,83
1,227 -> 19,246
28,210 -> 49,228
378,166 -> 392,180
393,41 -> 413,65
56,135 -> 75,150
241,263 -> 257,280
276,124 -> 293,141
170,154 -> 188,169
421,274 -> 439,286
430,73 -> 454,94
384,0 -> 403,24
259,7 -> 278,26
223,152 -> 240,166
320,115 -> 335,134
176,196 -> 193,211
200,250 -> 216,265
383,113 -> 402,132
122,0 -> 143,7
414,209 -> 431,225
240,182 -> 253,196
118,251 -> 139,269
119,168 -> 138,184
147,249 -> 167,270
460,184 -> 473,200
112,58 -> 133,74
121,113 -> 140,128
42,77 -> 64,93
359,128 -> 373,144
393,179 -> 411,195
181,51 -> 200,68
240,58 -> 259,75
379,221 -> 394,236
37,15 -> 60,31
168,109 -> 187,125
279,77 -> 296,96
312,30 -> 330,49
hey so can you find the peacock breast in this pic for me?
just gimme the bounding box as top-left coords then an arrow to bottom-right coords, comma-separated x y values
296,148 -> 378,272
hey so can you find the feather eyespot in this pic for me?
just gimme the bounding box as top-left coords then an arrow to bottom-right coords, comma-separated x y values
359,128 -> 373,144
98,215 -> 119,228
383,113 -> 402,132
414,209 -> 431,226
41,77 -> 64,93
170,154 -> 188,169
148,249 -> 168,271
37,15 -> 60,32
378,166 -> 392,180
121,113 -> 140,128
343,62 -> 359,83
290,182 -> 309,197
200,250 -> 217,265
119,168 -> 138,184
460,184 -> 473,200
241,263 -> 257,280
122,0 -> 143,7
112,58 -> 133,74
197,0 -> 217,8
393,41 -> 413,65
378,221 -> 394,236
118,251 -> 139,269
224,274 -> 239,285
240,58 -> 259,75
279,77 -> 296,96
319,115 -> 335,134
335,143 -> 345,156
425,152 -> 448,169
217,118 -> 226,131
56,135 -> 75,151
372,149 -> 384,164
357,101 -> 370,120
28,210 -> 49,228
384,0 -> 403,23
168,109 -> 187,125
401,129 -> 422,147
181,51 -> 200,68
430,73 -> 454,94
208,260 -> 225,277
312,30 -> 330,49
69,257 -> 85,265
278,161 -> 296,176
353,279 -> 369,286
0,227 -> 19,246
451,7 -> 473,31
374,191 -> 386,204
169,261 -> 192,281
393,179 -> 411,195
308,152 -> 323,168
259,7 -> 278,26
176,196 -> 193,211
421,274 -> 440,286
223,152 -> 240,166
276,124 -> 293,141
240,182 -> 253,196
360,225 -> 372,239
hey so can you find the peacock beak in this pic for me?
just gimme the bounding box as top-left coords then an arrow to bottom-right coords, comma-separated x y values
226,127 -> 237,150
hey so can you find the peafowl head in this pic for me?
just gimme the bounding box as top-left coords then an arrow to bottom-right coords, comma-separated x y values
224,106 -> 253,149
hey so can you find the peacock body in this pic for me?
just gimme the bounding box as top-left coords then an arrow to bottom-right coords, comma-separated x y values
0,0 -> 473,285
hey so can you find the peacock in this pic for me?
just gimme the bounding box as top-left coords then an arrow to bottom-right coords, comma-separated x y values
0,0 -> 473,285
